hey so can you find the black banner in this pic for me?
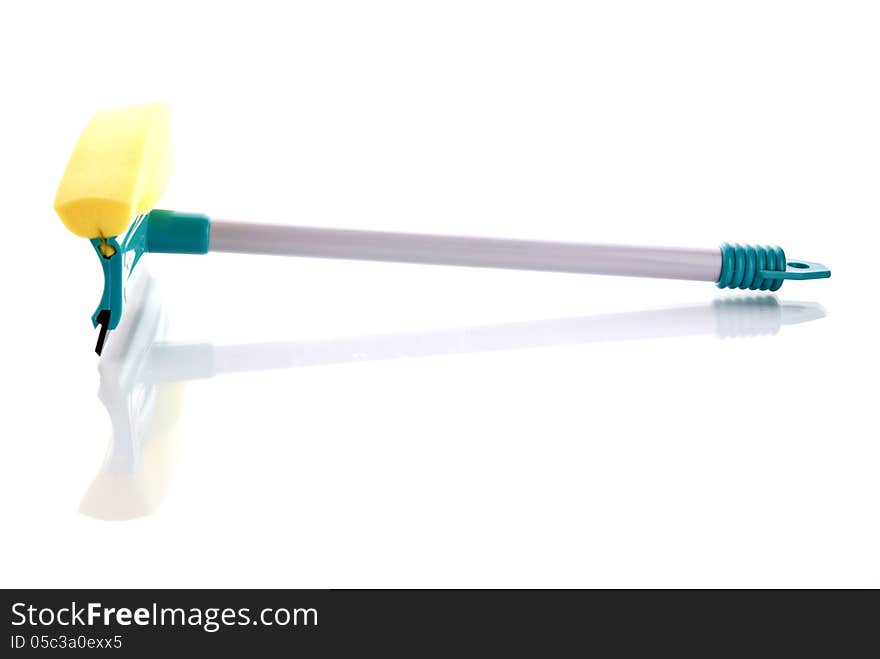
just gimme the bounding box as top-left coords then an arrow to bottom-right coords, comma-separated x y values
2,589 -> 875,654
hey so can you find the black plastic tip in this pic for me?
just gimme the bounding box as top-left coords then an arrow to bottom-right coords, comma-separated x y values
95,310 -> 111,356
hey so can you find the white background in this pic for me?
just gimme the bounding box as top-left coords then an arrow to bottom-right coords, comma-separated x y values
0,1 -> 877,588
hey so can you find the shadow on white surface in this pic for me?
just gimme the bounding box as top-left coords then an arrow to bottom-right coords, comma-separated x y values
79,272 -> 826,521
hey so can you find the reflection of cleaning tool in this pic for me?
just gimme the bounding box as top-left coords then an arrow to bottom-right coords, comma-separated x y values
82,268 -> 823,521
54,104 -> 831,355
80,270 -> 184,521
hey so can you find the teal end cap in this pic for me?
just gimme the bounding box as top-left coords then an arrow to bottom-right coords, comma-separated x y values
716,243 -> 830,291
146,209 -> 210,254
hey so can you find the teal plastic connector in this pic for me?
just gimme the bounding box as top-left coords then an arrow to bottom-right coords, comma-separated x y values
91,210 -> 209,353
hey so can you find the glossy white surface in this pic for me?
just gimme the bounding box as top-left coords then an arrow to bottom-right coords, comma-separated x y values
0,1 -> 877,588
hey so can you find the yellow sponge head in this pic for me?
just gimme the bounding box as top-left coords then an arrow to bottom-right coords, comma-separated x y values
54,104 -> 172,239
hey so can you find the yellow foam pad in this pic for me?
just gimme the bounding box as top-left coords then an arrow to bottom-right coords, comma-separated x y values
54,104 -> 172,239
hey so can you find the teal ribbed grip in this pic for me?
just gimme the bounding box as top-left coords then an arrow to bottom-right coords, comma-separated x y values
716,243 -> 831,290
717,243 -> 786,291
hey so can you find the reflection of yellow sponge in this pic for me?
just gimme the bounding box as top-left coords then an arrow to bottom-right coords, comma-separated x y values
54,104 -> 171,239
